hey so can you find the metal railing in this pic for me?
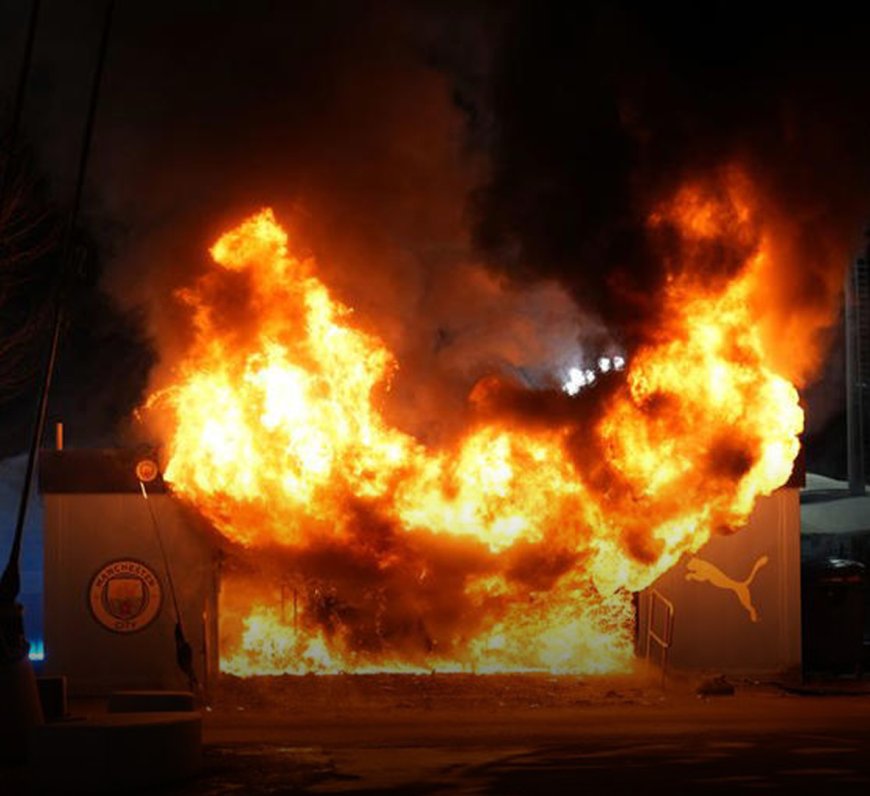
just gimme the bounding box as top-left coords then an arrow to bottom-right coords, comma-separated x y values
645,589 -> 675,688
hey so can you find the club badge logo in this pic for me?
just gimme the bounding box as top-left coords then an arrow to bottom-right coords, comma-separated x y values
135,459 -> 159,483
89,559 -> 163,633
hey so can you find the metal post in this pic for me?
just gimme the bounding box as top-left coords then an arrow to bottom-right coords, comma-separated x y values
846,259 -> 866,496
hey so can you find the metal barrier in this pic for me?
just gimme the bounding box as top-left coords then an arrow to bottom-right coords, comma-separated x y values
645,589 -> 675,687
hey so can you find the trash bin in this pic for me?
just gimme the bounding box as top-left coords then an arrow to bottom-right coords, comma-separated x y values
801,557 -> 866,675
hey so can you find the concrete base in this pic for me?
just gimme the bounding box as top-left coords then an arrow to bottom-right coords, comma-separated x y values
108,690 -> 195,713
28,712 -> 201,792
0,656 -> 44,765
37,676 -> 69,721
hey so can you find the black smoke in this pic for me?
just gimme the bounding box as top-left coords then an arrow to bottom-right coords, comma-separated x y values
1,0 -> 868,473
473,3 -> 870,360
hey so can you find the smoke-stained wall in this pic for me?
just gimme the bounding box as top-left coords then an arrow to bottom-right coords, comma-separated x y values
638,489 -> 802,676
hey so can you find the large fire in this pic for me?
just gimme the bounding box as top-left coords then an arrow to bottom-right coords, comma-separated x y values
145,169 -> 803,675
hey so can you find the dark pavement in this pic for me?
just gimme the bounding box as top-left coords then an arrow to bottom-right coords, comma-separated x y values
181,676 -> 870,794
5,675 -> 870,794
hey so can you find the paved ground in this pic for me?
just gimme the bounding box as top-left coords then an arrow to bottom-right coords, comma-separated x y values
186,674 -> 870,794
5,674 -> 870,794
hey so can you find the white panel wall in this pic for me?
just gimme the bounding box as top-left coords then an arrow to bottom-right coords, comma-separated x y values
43,493 -> 220,695
637,489 -> 801,677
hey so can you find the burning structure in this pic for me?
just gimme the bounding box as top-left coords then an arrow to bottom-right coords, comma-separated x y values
90,167 -> 799,682
7,2 -> 868,697
36,170 -> 811,690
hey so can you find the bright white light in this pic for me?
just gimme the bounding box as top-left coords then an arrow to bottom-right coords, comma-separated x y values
562,353 -> 628,396
563,367 -> 587,396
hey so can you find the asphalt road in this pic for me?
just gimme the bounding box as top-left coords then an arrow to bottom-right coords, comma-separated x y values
181,675 -> 870,794
5,675 -> 870,794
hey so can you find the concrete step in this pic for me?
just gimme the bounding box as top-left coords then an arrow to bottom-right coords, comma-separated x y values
37,676 -> 69,721
28,711 -> 201,792
0,657 -> 44,766
108,689 -> 195,713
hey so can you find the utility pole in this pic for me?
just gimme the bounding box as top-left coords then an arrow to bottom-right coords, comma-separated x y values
0,0 -> 46,764
0,0 -> 115,763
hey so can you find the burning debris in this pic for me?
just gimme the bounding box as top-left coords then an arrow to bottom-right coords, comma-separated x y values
143,166 -> 802,677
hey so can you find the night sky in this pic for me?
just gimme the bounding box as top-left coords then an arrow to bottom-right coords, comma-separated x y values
1,0 -> 869,476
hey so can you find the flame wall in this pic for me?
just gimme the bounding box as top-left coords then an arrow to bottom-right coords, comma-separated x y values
144,168 -> 805,674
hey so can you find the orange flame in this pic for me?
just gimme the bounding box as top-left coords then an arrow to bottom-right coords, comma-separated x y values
146,172 -> 803,675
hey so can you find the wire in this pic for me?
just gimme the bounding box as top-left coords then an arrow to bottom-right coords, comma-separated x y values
139,479 -> 199,692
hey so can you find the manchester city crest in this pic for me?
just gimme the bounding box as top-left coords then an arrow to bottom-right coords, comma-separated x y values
89,559 -> 163,633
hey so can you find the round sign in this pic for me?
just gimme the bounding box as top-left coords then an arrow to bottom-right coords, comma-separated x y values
88,559 -> 163,633
135,459 -> 159,483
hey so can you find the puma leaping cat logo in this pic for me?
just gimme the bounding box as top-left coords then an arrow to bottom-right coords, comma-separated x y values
685,555 -> 769,623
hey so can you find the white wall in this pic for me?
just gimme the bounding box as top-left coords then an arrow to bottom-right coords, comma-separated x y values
43,493 -> 220,695
637,489 -> 802,677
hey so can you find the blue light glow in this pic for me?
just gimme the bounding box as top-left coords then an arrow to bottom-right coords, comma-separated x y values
28,638 -> 45,662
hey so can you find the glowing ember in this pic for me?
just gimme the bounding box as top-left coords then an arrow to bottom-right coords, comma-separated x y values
145,171 -> 803,676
